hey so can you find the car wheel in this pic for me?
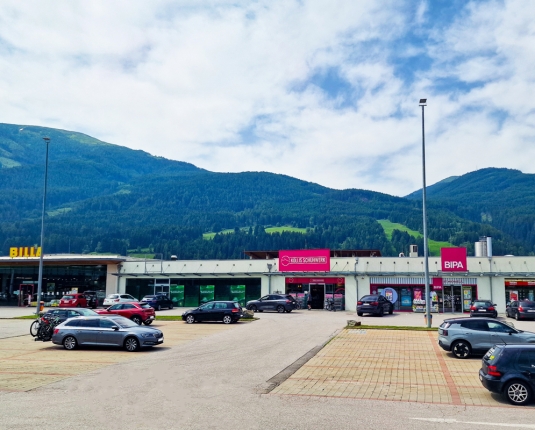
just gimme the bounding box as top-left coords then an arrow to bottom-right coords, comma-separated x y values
169,304 -> 174,309
451,340 -> 471,359
377,308 -> 384,317
493,312 -> 498,318
277,305 -> 285,313
63,336 -> 77,350
285,309 -> 292,313
76,304 -> 81,308
357,312 -> 363,316
186,315 -> 195,324
143,320 -> 153,325
30,320 -> 39,337
131,316 -> 142,325
124,337 -> 140,352
250,305 -> 258,312
157,305 -> 161,311
516,312 -> 521,321
388,306 -> 393,315
504,380 -> 532,406
223,315 -> 232,324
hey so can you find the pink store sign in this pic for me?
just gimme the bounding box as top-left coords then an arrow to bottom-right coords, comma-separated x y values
441,247 -> 467,272
279,249 -> 331,272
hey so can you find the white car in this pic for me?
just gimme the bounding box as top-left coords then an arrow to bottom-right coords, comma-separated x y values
103,293 -> 137,307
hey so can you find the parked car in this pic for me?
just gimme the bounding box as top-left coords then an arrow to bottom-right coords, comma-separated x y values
246,294 -> 296,313
182,301 -> 242,324
103,293 -> 137,306
52,315 -> 164,352
95,302 -> 155,325
438,317 -> 535,359
480,344 -> 535,405
470,300 -> 498,318
506,300 -> 535,320
83,290 -> 105,308
59,293 -> 91,308
357,294 -> 393,317
141,294 -> 174,311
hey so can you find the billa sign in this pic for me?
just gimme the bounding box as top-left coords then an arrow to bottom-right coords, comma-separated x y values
10,247 -> 41,258
441,247 -> 467,272
279,249 -> 330,272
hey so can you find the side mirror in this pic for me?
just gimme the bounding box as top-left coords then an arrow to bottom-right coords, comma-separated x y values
111,325 -> 119,331
493,304 -> 497,306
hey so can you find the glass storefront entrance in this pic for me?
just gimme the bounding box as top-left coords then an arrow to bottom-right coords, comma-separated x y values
285,277 -> 345,310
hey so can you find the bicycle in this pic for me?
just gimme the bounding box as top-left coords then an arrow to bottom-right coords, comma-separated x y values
324,298 -> 336,312
30,318 -> 40,337
35,316 -> 61,342
294,301 -> 302,310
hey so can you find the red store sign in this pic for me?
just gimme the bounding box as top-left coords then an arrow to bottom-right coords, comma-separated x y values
441,247 -> 467,272
279,249 -> 331,272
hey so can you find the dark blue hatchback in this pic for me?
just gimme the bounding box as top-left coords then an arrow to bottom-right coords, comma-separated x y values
140,294 -> 174,311
480,344 -> 535,405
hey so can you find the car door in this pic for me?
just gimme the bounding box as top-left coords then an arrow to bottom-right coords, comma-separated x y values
107,303 -> 124,315
487,321 -> 516,346
257,295 -> 270,311
212,302 -> 227,321
517,350 -> 535,384
510,301 -> 519,318
460,320 -> 490,352
97,318 -> 123,346
196,302 -> 214,321
75,318 -> 100,345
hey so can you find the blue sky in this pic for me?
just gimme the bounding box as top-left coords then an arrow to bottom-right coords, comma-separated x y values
0,0 -> 534,196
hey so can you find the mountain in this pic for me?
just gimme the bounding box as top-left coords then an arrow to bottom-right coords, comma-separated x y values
406,167 -> 535,254
0,124 -> 525,258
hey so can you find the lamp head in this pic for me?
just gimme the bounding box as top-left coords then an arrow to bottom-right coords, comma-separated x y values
43,137 -> 50,143
419,98 -> 427,106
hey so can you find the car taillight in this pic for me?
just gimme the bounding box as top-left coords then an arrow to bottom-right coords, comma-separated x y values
357,301 -> 363,305
286,300 -> 291,303
371,302 -> 378,306
488,306 -> 495,311
53,328 -> 59,335
231,308 -> 240,313
470,306 -> 476,311
488,365 -> 501,377
519,306 -> 524,312
114,299 -> 120,302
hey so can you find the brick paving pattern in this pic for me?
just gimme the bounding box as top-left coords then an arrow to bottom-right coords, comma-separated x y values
0,321 -> 232,392
271,328 -> 499,406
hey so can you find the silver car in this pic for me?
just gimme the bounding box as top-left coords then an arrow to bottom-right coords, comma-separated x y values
51,315 -> 164,352
438,317 -> 535,359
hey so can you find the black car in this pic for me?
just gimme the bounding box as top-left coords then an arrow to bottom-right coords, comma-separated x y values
82,291 -> 100,309
182,301 -> 242,324
357,294 -> 393,317
246,294 -> 296,313
506,300 -> 535,320
470,300 -> 498,318
480,344 -> 535,405
141,294 -> 174,311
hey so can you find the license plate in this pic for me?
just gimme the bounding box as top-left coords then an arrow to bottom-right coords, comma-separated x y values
528,310 -> 535,313
363,303 -> 370,306
148,316 -> 155,319
479,309 -> 486,312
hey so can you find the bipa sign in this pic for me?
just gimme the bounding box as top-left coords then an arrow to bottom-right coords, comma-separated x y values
441,247 -> 467,272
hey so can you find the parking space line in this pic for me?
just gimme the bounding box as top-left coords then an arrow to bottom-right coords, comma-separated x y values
427,331 -> 462,405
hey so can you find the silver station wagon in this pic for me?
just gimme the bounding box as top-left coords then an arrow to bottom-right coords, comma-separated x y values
52,315 -> 164,352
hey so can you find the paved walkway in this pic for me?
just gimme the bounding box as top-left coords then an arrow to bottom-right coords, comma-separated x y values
271,328 -> 507,407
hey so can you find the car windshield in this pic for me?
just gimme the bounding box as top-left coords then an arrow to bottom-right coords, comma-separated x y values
76,309 -> 99,316
522,300 -> 535,305
142,296 -> 156,299
112,317 -> 139,328
106,294 -> 119,299
474,301 -> 491,306
140,303 -> 152,309
361,296 -> 378,301
62,295 -> 74,300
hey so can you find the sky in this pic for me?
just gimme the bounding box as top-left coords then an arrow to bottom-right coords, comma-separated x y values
1,0 -> 534,197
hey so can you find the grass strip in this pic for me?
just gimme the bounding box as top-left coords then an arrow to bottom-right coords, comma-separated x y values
345,324 -> 437,331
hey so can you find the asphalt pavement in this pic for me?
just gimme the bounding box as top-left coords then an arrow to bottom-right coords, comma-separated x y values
2,307 -> 535,430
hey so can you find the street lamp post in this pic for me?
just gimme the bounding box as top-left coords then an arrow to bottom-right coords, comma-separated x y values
35,137 -> 50,315
419,99 -> 431,327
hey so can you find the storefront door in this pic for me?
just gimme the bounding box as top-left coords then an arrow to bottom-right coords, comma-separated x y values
443,285 -> 463,313
309,284 -> 325,310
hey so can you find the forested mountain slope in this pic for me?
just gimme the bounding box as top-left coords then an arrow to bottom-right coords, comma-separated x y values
0,124 -> 525,259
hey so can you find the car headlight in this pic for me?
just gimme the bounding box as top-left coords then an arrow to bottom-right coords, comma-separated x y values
140,333 -> 155,338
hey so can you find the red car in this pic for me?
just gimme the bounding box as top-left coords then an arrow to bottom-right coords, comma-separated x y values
95,302 -> 155,325
59,293 -> 90,308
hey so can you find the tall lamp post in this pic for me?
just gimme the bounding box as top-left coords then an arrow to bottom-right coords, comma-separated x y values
35,137 -> 50,315
419,99 -> 431,327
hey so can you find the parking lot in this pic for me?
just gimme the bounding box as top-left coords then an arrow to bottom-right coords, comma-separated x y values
2,309 -> 535,429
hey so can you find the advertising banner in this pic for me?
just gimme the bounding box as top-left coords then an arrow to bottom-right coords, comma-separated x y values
279,249 -> 330,272
441,247 -> 467,272
230,285 -> 246,306
169,284 -> 184,307
200,285 -> 215,303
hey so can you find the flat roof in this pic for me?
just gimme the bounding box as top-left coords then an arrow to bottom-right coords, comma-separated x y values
0,254 -> 126,267
244,249 -> 382,259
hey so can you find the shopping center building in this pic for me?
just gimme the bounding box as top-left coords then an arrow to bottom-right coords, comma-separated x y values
1,241 -> 534,313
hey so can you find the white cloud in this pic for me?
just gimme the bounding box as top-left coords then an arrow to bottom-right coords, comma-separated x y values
1,0 -> 534,196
